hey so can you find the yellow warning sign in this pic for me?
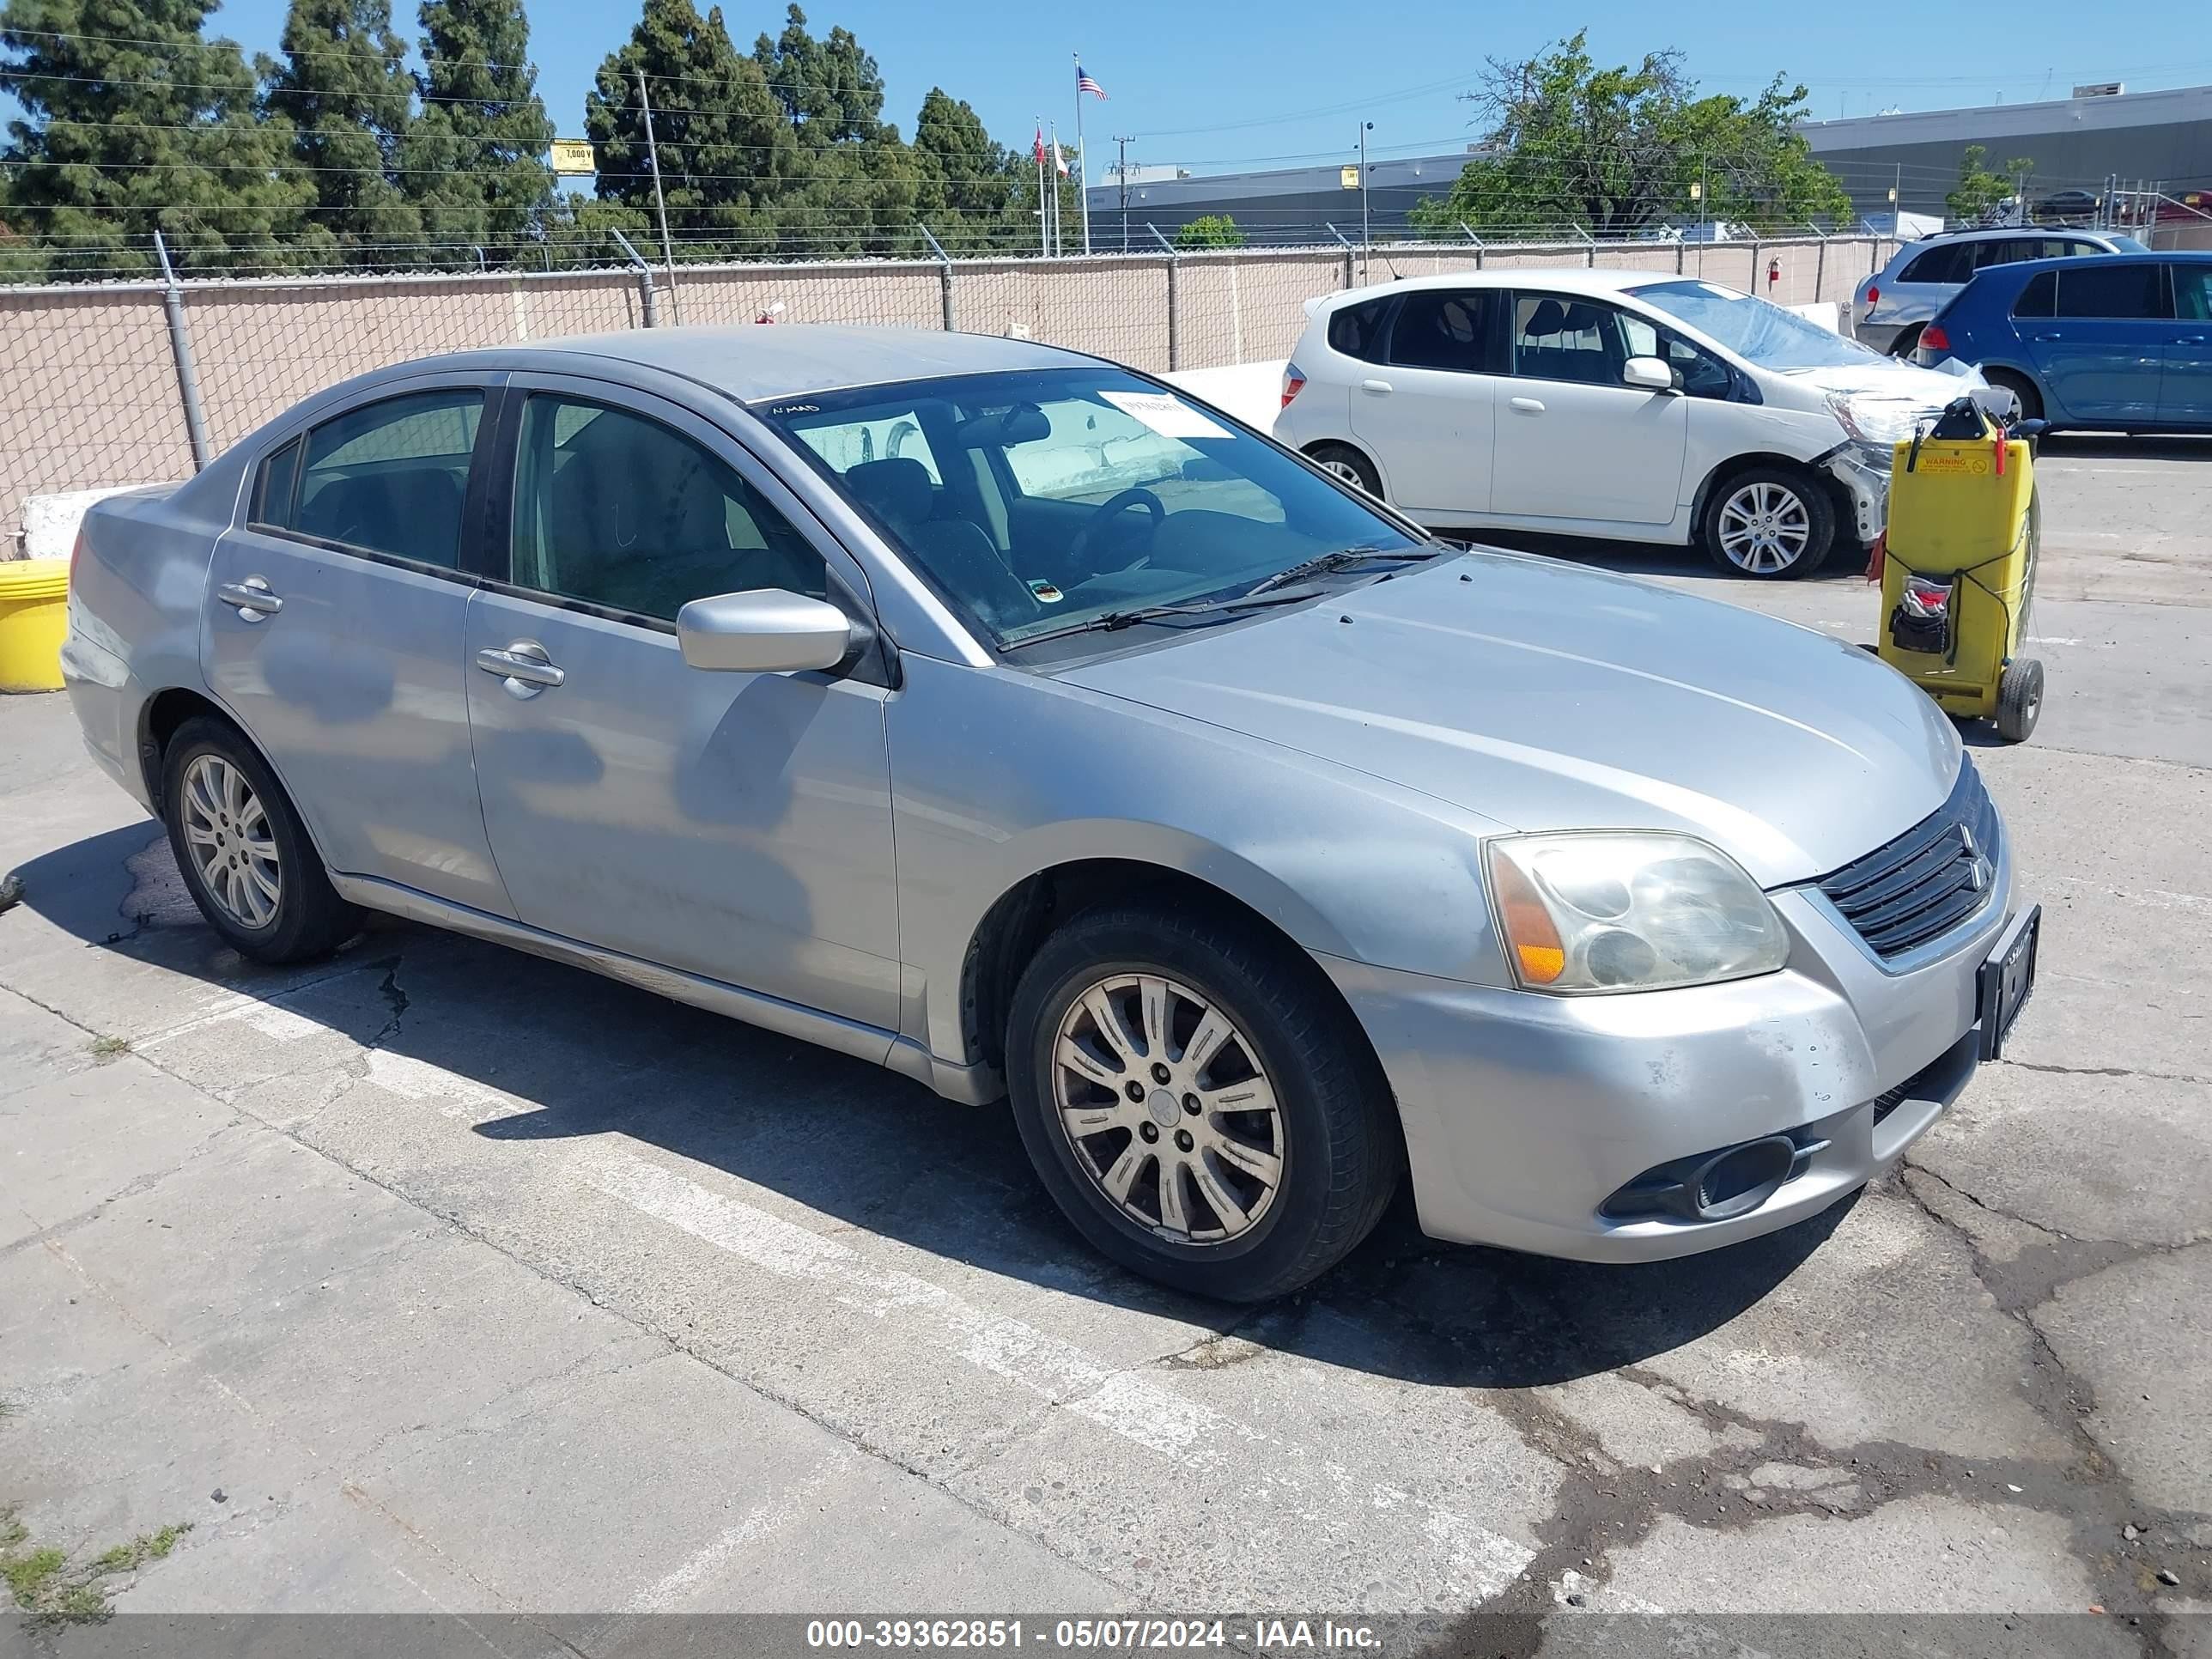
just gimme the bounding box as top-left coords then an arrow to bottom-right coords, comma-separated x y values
550,141 -> 597,175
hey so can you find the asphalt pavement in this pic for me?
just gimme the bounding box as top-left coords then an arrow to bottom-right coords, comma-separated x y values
1,434 -> 2207,1656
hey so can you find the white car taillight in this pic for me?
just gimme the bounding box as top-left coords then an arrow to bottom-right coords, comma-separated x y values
1281,362 -> 1306,409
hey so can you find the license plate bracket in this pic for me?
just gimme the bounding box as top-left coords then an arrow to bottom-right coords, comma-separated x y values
1977,904 -> 2040,1061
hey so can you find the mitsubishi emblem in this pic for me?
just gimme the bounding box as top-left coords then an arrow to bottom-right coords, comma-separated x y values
1960,825 -> 1991,892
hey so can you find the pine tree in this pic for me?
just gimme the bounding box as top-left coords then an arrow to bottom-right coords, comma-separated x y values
400,0 -> 555,264
750,4 -> 883,143
1,0 -> 313,276
263,0 -> 420,265
584,0 -> 796,258
912,88 -> 1021,254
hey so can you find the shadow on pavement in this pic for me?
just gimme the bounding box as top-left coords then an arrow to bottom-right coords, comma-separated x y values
9,823 -> 1854,1392
2038,432 -> 2212,463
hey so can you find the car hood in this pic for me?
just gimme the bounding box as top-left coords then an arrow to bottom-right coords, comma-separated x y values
1054,552 -> 1961,888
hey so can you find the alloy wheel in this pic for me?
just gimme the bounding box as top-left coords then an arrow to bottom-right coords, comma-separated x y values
180,754 -> 282,928
1050,973 -> 1285,1243
1717,481 -> 1812,574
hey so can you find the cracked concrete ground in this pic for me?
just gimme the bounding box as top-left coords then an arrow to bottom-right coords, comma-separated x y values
2,435 -> 2207,1654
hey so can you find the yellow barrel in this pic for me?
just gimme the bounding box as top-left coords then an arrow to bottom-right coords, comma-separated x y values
0,556 -> 70,693
1878,434 -> 2036,721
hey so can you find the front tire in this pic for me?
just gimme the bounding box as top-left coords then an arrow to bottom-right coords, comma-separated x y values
1700,465 -> 1836,580
1006,903 -> 1401,1302
161,715 -> 362,964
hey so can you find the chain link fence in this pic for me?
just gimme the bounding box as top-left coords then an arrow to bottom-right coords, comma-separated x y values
1,233 -> 1893,550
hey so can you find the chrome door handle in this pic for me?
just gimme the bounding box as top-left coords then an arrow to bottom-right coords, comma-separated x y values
1359,378 -> 1394,395
2030,331 -> 2063,342
475,641 -> 565,694
215,578 -> 283,619
1510,396 -> 1546,414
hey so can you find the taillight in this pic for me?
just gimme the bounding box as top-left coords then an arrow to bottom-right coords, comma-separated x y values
1919,323 -> 1950,355
1865,283 -> 1880,307
1281,362 -> 1306,409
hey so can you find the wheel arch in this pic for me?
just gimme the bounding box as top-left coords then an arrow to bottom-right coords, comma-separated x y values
957,857 -> 1386,1087
137,686 -> 234,813
1301,437 -> 1387,497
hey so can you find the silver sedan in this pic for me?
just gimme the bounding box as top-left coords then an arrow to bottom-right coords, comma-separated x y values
62,326 -> 2039,1301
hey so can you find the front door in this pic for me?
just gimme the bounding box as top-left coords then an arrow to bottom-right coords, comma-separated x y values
2024,261 -> 2168,425
466,378 -> 902,1030
203,379 -> 514,916
1488,292 -> 1687,526
1346,287 -> 1499,517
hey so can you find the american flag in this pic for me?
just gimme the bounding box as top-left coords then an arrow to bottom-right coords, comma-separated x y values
1075,64 -> 1107,99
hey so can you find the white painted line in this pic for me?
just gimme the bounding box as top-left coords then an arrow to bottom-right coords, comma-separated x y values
577,1145 -> 1536,1602
2042,874 -> 2212,914
626,1464 -> 835,1612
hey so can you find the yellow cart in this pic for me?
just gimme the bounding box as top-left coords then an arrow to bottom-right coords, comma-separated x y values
1876,397 -> 2043,743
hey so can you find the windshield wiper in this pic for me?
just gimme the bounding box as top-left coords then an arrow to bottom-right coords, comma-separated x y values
1008,586 -> 1332,648
1243,543 -> 1441,597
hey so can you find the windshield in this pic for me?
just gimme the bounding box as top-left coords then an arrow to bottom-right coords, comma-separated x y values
758,367 -> 1417,647
2108,236 -> 2150,253
1626,279 -> 1884,371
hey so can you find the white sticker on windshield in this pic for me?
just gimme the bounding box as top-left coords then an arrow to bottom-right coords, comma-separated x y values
1099,389 -> 1233,441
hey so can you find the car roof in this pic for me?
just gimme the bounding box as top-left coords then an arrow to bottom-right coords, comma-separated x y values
1912,225 -> 2117,244
1317,267 -> 1680,311
355,325 -> 1094,404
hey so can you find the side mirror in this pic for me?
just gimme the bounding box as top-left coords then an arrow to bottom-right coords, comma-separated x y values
1623,356 -> 1677,392
676,589 -> 856,675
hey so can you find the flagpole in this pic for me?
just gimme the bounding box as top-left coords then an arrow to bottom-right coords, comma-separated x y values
1049,121 -> 1061,258
1035,117 -> 1048,258
1073,52 -> 1091,255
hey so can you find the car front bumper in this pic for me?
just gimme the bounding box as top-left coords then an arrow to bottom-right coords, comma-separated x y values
1322,850 -> 2016,1263
1826,446 -> 1893,547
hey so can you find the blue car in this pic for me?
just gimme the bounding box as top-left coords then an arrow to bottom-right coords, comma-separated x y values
1914,250 -> 2212,431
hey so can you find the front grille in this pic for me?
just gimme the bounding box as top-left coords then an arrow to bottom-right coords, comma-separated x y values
1819,758 -> 2001,960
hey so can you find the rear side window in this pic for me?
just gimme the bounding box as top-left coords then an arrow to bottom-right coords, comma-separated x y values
1387,289 -> 1499,373
265,391 -> 485,568
1900,243 -> 1973,285
250,437 -> 301,527
2013,271 -> 2057,318
2055,264 -> 2169,319
1328,298 -> 1393,362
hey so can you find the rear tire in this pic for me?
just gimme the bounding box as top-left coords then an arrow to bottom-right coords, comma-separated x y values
1887,325 -> 1924,360
161,715 -> 362,964
1006,902 -> 1401,1303
1306,441 -> 1382,499
1699,464 -> 1836,580
1983,368 -> 2044,423
1996,658 -> 2044,743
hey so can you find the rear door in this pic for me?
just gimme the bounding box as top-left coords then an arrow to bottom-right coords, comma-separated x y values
2024,262 -> 2169,424
204,376 -> 514,917
1489,290 -> 1686,526
2160,264 -> 2212,424
1345,287 -> 1500,516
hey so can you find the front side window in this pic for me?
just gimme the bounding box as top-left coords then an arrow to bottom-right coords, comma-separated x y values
2173,266 -> 2212,322
761,367 -> 1418,647
2055,264 -> 2168,319
509,395 -> 825,621
273,390 -> 483,566
1386,290 -> 1498,373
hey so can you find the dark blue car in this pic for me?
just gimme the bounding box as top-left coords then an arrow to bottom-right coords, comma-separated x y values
1914,250 -> 2212,431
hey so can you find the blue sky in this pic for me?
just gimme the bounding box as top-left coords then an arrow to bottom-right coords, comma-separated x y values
190,0 -> 2212,178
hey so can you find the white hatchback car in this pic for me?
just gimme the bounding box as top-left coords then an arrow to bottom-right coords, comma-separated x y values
1275,270 -> 1981,579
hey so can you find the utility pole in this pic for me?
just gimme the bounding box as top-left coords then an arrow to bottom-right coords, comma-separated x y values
1359,120 -> 1373,277
1116,135 -> 1132,253
637,68 -> 679,321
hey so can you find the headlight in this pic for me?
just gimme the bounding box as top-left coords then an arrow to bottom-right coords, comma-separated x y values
1486,833 -> 1790,994
1826,392 -> 1923,453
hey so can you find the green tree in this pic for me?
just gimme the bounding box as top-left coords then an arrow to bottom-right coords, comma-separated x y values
911,88 -> 1023,253
1946,143 -> 2033,227
1175,214 -> 1244,249
751,3 -> 884,142
1408,31 -> 1850,240
1,0 -> 312,276
584,0 -> 797,258
400,0 -> 556,264
750,6 -> 915,257
263,0 -> 422,264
